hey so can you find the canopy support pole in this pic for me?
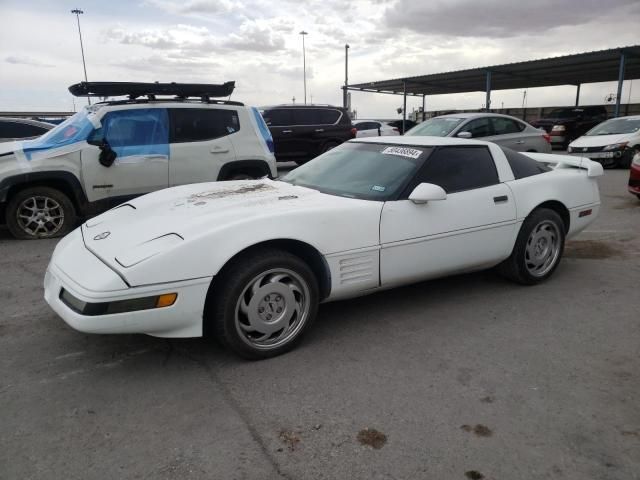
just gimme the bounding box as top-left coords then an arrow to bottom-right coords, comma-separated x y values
422,94 -> 426,121
485,70 -> 492,111
575,84 -> 581,106
615,52 -> 626,118
402,81 -> 407,133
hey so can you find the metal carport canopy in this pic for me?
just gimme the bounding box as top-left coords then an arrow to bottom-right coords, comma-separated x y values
348,45 -> 640,97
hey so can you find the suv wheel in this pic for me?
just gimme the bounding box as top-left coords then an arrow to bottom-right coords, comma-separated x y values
6,187 -> 77,239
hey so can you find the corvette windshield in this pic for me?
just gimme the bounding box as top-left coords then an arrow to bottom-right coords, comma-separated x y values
405,117 -> 464,137
280,142 -> 430,201
585,118 -> 640,136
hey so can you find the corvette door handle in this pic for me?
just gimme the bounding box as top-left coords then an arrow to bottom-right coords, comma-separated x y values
282,130 -> 293,134
515,140 -> 525,144
315,129 -> 324,132
494,195 -> 508,203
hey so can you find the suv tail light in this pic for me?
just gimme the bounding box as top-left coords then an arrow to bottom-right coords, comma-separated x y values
543,133 -> 551,144
350,127 -> 357,138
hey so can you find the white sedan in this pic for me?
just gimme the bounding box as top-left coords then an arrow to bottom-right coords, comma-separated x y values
353,119 -> 400,137
45,137 -> 603,359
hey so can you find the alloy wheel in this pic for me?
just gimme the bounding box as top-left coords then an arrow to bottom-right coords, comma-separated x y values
234,268 -> 311,350
16,195 -> 65,237
524,220 -> 561,277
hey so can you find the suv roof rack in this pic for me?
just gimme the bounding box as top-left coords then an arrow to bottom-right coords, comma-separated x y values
97,98 -> 245,107
68,81 -> 235,100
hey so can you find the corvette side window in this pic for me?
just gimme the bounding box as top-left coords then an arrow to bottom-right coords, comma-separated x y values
419,146 -> 499,193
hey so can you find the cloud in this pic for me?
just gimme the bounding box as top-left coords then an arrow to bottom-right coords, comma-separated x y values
385,0 -> 640,37
5,55 -> 53,68
110,54 -> 221,73
223,19 -> 286,52
145,0 -> 239,15
104,24 -> 214,51
104,19 -> 287,55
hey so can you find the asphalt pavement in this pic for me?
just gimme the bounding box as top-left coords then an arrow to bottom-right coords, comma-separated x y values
1,168 -> 639,480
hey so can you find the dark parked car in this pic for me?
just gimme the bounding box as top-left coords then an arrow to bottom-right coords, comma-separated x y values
0,117 -> 54,142
260,105 -> 356,164
387,119 -> 417,134
530,106 -> 607,149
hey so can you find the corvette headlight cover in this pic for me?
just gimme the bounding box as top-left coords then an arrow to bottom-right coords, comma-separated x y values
60,289 -> 177,315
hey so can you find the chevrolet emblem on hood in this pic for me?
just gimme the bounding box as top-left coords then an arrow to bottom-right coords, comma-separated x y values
93,232 -> 111,241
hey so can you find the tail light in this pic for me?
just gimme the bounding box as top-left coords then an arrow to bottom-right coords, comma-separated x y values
392,128 -> 399,133
543,133 -> 551,144
350,127 -> 357,137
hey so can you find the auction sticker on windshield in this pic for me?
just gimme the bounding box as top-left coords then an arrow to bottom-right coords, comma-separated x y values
381,146 -> 423,159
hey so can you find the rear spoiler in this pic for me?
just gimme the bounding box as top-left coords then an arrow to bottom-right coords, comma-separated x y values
522,152 -> 604,178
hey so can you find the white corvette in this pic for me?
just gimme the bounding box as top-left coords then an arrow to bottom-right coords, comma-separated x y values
45,137 -> 603,359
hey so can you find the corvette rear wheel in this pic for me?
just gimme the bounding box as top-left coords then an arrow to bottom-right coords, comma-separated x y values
497,208 -> 565,285
208,248 -> 319,359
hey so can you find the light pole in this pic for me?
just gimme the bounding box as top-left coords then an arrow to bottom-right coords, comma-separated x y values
343,44 -> 349,109
299,31 -> 308,104
71,8 -> 90,104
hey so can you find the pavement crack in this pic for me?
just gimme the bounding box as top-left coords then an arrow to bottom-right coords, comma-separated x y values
196,356 -> 294,480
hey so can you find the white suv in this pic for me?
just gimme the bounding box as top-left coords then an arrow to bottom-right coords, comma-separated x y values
0,82 -> 277,239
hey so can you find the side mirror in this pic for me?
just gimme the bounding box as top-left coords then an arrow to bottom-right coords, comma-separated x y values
91,140 -> 117,167
457,131 -> 472,139
408,183 -> 447,204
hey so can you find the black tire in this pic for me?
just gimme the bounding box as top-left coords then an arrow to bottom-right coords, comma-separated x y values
207,248 -> 319,360
496,208 -> 565,285
618,146 -> 638,169
6,186 -> 77,240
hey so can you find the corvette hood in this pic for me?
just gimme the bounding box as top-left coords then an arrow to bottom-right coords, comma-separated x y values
570,133 -> 633,148
82,179 -> 382,283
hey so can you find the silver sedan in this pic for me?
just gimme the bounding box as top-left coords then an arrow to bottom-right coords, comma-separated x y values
406,113 -> 552,153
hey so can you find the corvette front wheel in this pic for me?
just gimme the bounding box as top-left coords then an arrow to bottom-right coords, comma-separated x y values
208,248 -> 319,359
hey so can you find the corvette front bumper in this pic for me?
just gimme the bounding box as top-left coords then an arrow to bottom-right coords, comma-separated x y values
44,230 -> 211,338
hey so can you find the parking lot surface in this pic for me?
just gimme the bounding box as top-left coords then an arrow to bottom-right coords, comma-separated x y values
1,169 -> 639,480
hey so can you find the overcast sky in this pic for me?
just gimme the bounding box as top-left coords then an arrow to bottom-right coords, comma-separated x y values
1,0 -> 639,118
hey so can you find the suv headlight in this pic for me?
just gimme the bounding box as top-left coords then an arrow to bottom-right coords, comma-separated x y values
552,125 -> 566,132
603,141 -> 628,151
